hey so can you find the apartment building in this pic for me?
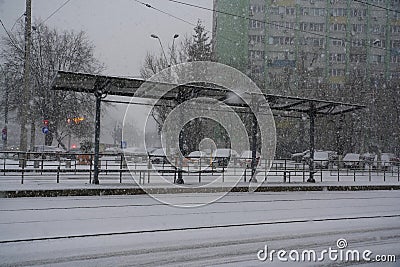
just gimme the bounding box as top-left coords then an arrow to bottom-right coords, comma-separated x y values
212,0 -> 400,92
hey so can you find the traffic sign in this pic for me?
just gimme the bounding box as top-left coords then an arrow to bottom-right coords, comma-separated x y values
1,128 -> 6,141
121,141 -> 127,149
42,126 -> 49,134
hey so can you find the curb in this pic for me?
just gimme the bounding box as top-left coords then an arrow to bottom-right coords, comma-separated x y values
1,184 -> 400,198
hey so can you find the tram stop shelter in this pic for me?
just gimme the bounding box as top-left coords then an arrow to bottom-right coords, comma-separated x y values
51,71 -> 365,184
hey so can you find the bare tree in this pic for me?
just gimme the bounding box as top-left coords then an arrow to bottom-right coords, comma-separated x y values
139,21 -> 213,153
0,20 -> 104,149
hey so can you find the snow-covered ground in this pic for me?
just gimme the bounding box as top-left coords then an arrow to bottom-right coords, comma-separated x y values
0,191 -> 399,266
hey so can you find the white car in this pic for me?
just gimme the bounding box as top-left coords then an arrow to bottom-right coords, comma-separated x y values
373,153 -> 395,170
211,149 -> 239,167
343,153 -> 362,168
313,151 -> 330,168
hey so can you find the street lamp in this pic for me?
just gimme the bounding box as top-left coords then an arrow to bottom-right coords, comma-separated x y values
150,33 -> 180,67
150,34 -> 168,66
171,34 -> 179,65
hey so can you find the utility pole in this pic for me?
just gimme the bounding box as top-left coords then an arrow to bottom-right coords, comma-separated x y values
20,0 -> 31,157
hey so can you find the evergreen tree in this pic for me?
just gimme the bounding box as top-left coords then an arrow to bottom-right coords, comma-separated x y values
187,20 -> 211,62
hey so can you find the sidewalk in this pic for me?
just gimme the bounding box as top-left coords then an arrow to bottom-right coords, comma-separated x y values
1,179 -> 399,198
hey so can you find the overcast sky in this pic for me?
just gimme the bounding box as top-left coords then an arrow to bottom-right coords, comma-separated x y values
0,0 -> 213,76
0,0 -> 213,146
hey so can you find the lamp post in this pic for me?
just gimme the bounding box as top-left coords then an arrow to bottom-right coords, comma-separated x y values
150,33 -> 183,183
171,34 -> 179,65
0,65 -> 9,151
150,34 -> 179,67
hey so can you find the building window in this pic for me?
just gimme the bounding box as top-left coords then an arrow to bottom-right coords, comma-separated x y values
371,39 -> 385,48
330,68 -> 345,76
390,40 -> 400,48
330,23 -> 347,32
249,50 -> 265,60
271,36 -> 295,45
371,54 -> 384,63
269,7 -> 279,15
350,9 -> 367,17
285,7 -> 295,15
390,72 -> 400,79
270,21 -> 295,30
391,26 -> 400,33
329,53 -> 346,63
301,7 -> 325,16
309,23 -> 324,32
330,83 -> 344,89
249,4 -> 265,14
332,39 -> 345,46
330,8 -> 347,17
249,19 -> 265,29
249,35 -> 265,45
350,54 -> 367,63
371,24 -> 385,34
351,39 -> 366,47
391,56 -> 400,63
352,24 -> 365,33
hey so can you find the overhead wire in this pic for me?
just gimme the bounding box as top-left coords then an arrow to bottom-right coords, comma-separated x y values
11,13 -> 25,31
351,0 -> 400,14
131,0 -> 238,45
42,0 -> 72,24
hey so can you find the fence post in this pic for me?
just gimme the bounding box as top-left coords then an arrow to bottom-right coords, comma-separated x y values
89,155 -> 92,184
21,158 -> 25,184
222,165 -> 225,183
105,160 -> 108,175
369,164 -> 371,182
383,167 -> 386,182
303,162 -> 305,182
57,164 -> 60,183
41,157 -> 44,175
119,154 -> 123,183
353,168 -> 356,182
337,162 -> 340,182
3,156 -> 6,176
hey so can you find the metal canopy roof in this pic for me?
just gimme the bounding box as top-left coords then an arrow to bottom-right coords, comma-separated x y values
51,70 -> 365,115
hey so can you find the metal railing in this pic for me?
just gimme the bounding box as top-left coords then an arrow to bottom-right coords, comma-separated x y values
1,151 -> 399,184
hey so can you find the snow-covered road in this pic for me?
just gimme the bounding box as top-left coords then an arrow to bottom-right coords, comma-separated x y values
0,191 -> 399,266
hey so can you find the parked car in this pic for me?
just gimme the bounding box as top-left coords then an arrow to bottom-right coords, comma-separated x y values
65,147 -> 82,160
343,153 -> 363,168
361,153 -> 375,165
32,145 -> 65,160
373,153 -> 396,170
211,149 -> 239,168
313,151 -> 330,169
291,150 -> 309,163
149,148 -> 167,164
239,150 -> 260,168
148,148 -> 179,164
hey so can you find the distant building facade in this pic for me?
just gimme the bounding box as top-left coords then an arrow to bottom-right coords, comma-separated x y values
212,0 -> 400,92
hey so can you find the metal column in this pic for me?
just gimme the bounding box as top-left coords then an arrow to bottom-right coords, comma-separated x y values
250,95 -> 258,183
92,79 -> 109,184
92,92 -> 101,184
307,102 -> 316,183
175,90 -> 184,184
